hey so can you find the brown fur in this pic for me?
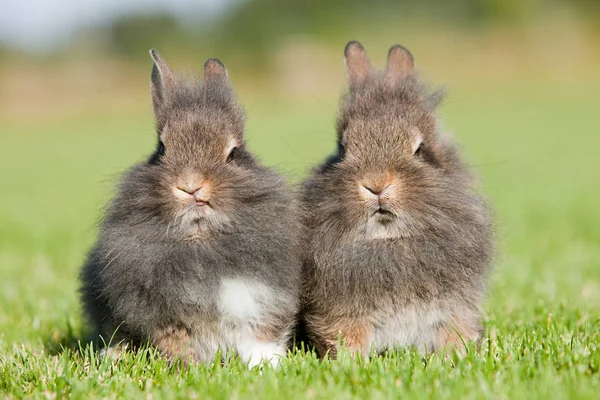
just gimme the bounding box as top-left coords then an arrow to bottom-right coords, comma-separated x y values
433,310 -> 483,353
152,325 -> 196,363
306,314 -> 371,358
252,320 -> 288,344
300,41 -> 493,358
80,51 -> 302,364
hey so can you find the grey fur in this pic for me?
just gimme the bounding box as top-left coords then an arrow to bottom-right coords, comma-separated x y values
301,42 -> 493,357
80,51 -> 302,364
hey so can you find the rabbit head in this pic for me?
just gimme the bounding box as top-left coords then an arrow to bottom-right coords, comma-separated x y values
306,41 -> 484,243
127,50 -> 275,239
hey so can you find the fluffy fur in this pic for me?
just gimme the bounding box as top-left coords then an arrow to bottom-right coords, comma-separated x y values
80,51 -> 302,366
301,41 -> 493,358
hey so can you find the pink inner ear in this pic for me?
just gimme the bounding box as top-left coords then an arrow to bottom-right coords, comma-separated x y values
204,59 -> 228,81
344,41 -> 372,84
386,45 -> 414,81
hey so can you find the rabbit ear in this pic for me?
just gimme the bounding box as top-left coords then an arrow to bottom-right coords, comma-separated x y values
149,49 -> 176,112
344,41 -> 372,86
204,58 -> 228,82
386,45 -> 414,82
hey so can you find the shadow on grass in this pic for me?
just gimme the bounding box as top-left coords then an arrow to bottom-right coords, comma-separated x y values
42,315 -> 319,365
42,318 -> 91,356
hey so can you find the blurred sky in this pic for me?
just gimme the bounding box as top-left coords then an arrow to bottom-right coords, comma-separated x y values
0,0 -> 239,50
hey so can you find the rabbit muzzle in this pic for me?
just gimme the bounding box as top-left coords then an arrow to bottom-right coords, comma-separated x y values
359,180 -> 396,214
173,176 -> 213,208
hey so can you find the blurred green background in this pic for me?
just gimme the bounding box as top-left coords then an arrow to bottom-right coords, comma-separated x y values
0,0 -> 599,397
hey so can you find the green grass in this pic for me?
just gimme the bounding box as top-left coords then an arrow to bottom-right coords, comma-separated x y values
1,78 -> 599,398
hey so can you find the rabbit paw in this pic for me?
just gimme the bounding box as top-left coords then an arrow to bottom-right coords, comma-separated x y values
238,341 -> 285,368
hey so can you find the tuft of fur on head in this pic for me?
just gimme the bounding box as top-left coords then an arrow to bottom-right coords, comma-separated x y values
301,41 -> 494,348
150,54 -> 245,139
80,50 -> 302,353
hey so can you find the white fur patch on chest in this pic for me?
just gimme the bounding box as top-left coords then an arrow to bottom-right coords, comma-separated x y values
218,278 -> 274,324
369,304 -> 445,353
361,211 -> 412,240
186,277 -> 292,367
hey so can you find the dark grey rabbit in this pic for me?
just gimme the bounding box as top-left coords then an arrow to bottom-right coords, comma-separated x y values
80,50 -> 302,367
301,41 -> 493,358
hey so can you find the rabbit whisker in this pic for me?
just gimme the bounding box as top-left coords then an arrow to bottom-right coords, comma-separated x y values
100,247 -> 127,274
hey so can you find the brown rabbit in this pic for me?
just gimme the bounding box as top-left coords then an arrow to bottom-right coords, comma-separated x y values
80,51 -> 302,367
300,41 -> 493,358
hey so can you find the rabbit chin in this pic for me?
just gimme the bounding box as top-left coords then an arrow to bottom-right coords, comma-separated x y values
177,206 -> 231,238
360,211 -> 411,240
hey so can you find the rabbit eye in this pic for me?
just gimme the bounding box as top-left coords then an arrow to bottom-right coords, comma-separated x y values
414,143 -> 440,167
149,141 -> 166,165
413,142 -> 422,157
338,143 -> 346,159
226,146 -> 238,163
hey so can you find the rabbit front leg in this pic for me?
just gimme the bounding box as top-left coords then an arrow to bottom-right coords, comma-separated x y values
432,312 -> 483,354
306,313 -> 372,359
237,324 -> 290,368
152,324 -> 197,364
237,340 -> 286,368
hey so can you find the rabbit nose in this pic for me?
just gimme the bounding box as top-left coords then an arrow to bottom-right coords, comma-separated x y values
363,184 -> 390,198
175,181 -> 211,202
363,185 -> 383,197
178,183 -> 203,195
192,186 -> 210,202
